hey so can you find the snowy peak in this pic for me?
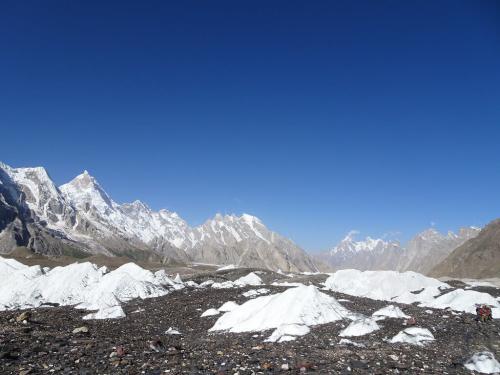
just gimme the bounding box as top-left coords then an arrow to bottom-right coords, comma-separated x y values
60,171 -> 115,212
196,213 -> 270,245
330,231 -> 400,255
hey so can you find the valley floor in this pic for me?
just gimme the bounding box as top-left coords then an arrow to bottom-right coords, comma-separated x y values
1,270 -> 499,374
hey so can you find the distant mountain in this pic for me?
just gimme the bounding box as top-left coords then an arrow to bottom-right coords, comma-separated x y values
0,162 -> 317,272
319,227 -> 480,273
398,227 -> 480,274
430,219 -> 500,278
188,213 -> 318,272
318,231 -> 404,271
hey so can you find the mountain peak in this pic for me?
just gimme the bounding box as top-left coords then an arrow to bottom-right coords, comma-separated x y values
60,171 -> 115,210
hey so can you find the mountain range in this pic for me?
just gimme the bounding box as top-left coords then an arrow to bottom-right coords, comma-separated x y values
316,227 -> 481,274
0,162 -> 317,272
430,219 -> 500,279
1,161 -> 493,276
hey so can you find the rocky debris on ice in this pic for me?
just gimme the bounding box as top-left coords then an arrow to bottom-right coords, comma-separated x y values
1,272 -> 500,374
209,285 -> 351,341
464,352 -> 500,374
389,327 -> 435,346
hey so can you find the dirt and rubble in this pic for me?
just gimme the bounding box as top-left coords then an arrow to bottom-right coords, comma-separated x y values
1,269 -> 499,374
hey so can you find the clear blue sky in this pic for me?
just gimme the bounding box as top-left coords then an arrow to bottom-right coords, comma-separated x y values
1,1 -> 499,251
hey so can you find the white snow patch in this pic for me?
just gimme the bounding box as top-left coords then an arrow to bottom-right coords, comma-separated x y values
83,305 -> 125,320
265,324 -> 310,343
421,289 -> 500,315
389,327 -> 435,346
339,317 -> 380,337
234,272 -> 263,286
372,305 -> 410,320
212,272 -> 263,289
201,308 -> 220,317
209,285 -> 351,336
464,352 -> 500,374
165,327 -> 181,335
324,269 -> 448,300
242,288 -> 270,298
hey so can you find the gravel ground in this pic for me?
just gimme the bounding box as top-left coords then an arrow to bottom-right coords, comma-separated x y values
1,273 -> 499,374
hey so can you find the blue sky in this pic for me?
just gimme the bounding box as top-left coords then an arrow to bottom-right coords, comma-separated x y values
1,1 -> 499,251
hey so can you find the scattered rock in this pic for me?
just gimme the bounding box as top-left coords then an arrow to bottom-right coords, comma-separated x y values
15,311 -> 31,323
72,326 -> 89,334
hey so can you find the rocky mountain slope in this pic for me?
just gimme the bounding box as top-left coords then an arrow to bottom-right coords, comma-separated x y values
319,227 -> 480,273
398,227 -> 480,274
430,218 -> 500,278
0,162 -> 317,272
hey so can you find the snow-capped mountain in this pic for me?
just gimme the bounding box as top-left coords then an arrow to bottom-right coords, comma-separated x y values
319,227 -> 481,274
0,162 -> 317,271
324,231 -> 404,270
188,214 -> 318,272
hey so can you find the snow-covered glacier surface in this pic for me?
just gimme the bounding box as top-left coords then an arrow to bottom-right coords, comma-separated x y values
0,256 -> 182,319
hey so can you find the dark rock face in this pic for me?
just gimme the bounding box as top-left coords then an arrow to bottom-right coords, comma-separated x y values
0,278 -> 498,374
430,219 -> 500,279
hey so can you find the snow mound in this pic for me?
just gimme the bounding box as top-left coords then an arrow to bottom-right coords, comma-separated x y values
421,289 -> 500,315
211,281 -> 236,289
265,323 -> 310,343
0,257 -> 180,319
464,352 -> 500,374
324,269 -> 500,319
201,308 -> 220,317
199,280 -> 215,288
211,272 -> 263,289
372,305 -> 410,320
339,317 -> 380,337
235,272 -> 263,286
209,285 -> 351,335
324,269 -> 448,300
389,327 -> 435,346
165,327 -> 181,335
174,274 -> 183,284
